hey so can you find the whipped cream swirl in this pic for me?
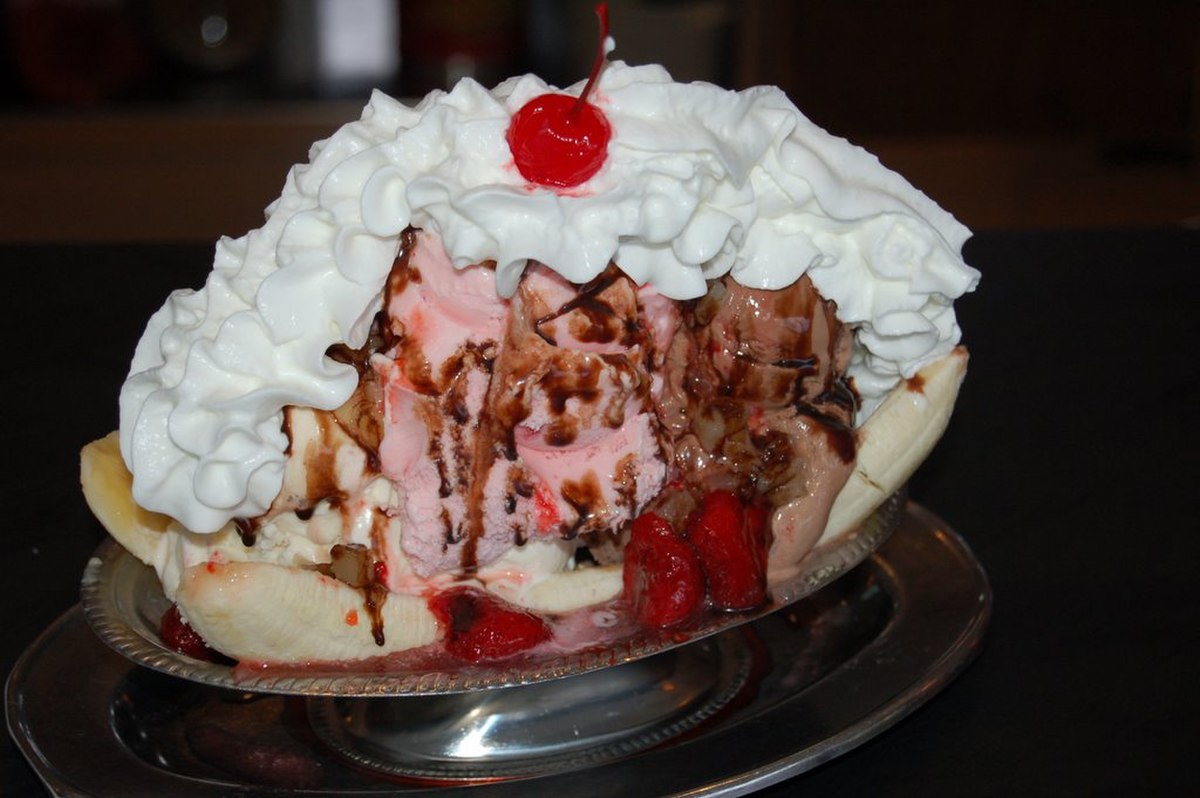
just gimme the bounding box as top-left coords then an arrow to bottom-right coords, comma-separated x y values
119,60 -> 979,533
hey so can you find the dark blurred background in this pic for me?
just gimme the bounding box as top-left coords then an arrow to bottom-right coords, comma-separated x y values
1,0 -> 1197,242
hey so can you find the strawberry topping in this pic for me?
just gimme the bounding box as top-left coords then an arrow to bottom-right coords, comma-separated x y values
622,511 -> 706,628
685,490 -> 769,611
160,604 -> 225,662
428,586 -> 552,662
623,491 -> 771,625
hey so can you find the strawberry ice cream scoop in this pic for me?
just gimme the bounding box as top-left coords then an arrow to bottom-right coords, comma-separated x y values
497,264 -> 667,543
375,232 -> 671,579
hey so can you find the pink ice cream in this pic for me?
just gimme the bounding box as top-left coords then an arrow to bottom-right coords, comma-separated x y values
376,229 -> 671,579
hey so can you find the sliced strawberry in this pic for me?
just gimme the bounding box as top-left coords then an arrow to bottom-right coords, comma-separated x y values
428,586 -> 551,662
160,604 -> 224,662
686,490 -> 768,611
623,511 -> 705,628
630,510 -> 676,542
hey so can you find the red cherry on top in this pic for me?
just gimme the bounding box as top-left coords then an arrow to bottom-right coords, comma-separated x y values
508,94 -> 611,188
507,3 -> 613,189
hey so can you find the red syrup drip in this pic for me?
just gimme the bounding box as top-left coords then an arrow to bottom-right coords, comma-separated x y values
506,3 -> 613,188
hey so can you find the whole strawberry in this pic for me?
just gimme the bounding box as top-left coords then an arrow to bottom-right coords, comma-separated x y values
429,586 -> 551,662
622,512 -> 706,628
686,491 -> 769,611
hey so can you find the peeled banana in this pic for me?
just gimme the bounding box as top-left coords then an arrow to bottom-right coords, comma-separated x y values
823,347 -> 967,540
80,431 -> 172,566
176,560 -> 438,662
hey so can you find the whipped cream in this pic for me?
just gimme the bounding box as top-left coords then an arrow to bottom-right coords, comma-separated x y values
119,60 -> 979,533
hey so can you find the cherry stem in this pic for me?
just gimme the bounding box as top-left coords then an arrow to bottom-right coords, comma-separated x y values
571,2 -> 610,119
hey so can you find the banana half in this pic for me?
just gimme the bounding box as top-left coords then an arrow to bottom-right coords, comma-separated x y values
176,561 -> 438,663
80,348 -> 966,664
825,346 -> 967,540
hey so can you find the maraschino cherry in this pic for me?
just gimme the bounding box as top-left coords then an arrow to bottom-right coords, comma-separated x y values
507,3 -> 613,189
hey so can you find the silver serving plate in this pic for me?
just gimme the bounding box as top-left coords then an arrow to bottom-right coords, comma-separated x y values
8,502 -> 990,795
79,492 -> 904,696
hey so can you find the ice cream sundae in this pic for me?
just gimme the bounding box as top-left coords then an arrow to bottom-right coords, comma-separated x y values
81,11 -> 978,667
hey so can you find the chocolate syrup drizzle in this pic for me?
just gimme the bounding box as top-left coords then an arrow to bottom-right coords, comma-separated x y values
662,273 -> 859,510
321,543 -> 389,646
533,266 -> 638,349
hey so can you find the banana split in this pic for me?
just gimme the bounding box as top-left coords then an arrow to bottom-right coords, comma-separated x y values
81,45 -> 978,666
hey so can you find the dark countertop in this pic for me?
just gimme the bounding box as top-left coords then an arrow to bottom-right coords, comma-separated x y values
3,229 -> 1197,795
